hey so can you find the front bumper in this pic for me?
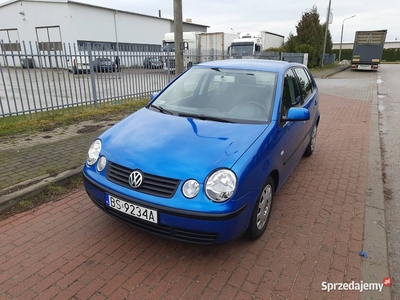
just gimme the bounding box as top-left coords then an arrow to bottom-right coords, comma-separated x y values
83,173 -> 251,244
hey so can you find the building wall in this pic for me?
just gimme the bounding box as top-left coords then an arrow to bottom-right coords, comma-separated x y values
67,3 -> 172,46
0,1 -> 70,44
0,0 -> 208,49
181,22 -> 207,33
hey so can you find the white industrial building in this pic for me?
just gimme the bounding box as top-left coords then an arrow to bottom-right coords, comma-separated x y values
0,0 -> 208,53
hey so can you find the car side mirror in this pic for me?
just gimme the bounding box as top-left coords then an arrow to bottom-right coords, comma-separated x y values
281,107 -> 310,122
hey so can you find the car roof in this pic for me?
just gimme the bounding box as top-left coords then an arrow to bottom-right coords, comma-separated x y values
196,59 -> 305,73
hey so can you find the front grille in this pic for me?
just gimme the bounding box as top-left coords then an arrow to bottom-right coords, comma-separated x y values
107,208 -> 218,244
106,162 -> 180,198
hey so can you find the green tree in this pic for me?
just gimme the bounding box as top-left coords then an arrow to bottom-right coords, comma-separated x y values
283,5 -> 333,67
322,23 -> 333,54
284,32 -> 298,52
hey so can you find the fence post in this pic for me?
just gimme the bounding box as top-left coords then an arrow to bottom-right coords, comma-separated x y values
167,46 -> 171,83
88,46 -> 98,107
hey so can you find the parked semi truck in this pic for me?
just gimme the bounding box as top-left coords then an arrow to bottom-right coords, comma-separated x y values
228,31 -> 285,59
162,32 -> 236,72
351,29 -> 387,70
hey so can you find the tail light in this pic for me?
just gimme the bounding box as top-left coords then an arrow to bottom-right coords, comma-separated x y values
351,65 -> 356,69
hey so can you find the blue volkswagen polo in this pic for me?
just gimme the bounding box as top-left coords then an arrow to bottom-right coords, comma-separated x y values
83,59 -> 320,244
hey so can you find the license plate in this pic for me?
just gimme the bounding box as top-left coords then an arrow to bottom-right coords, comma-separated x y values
358,65 -> 371,70
106,194 -> 158,223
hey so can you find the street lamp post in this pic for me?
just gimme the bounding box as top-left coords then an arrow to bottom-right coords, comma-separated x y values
339,15 -> 355,62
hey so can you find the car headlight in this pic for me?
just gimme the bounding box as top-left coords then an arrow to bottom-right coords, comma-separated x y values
182,179 -> 200,199
86,139 -> 102,166
205,169 -> 237,202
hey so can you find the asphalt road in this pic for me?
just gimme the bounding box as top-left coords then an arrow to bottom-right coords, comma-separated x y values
376,64 -> 400,299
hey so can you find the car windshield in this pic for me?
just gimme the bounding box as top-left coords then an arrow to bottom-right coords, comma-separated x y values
231,43 -> 254,56
151,67 -> 277,124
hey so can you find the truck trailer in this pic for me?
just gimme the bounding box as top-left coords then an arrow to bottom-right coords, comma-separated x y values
351,29 -> 387,70
199,32 -> 237,62
228,31 -> 284,59
162,32 -> 237,72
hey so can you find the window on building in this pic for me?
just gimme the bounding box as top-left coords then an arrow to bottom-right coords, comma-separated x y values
0,28 -> 21,51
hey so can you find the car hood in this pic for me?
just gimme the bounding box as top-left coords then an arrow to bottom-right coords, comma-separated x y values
99,108 -> 268,181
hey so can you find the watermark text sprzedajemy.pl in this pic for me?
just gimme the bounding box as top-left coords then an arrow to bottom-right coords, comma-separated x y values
322,277 -> 392,293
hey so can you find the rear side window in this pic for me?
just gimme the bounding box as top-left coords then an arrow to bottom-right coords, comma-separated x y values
294,68 -> 313,100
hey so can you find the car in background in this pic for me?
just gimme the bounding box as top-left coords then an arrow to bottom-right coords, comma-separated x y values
93,58 -> 116,72
67,56 -> 90,74
83,59 -> 320,244
143,57 -> 163,69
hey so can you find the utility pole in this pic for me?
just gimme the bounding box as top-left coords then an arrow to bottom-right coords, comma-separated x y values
321,0 -> 331,67
173,0 -> 184,74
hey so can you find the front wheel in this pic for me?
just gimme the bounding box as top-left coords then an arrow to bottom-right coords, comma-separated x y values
246,176 -> 274,240
303,124 -> 317,157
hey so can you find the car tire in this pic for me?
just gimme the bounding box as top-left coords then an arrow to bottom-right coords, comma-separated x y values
303,124 -> 317,157
246,176 -> 274,240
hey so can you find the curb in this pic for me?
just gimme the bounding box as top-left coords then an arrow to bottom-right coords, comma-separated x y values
321,64 -> 351,78
360,75 -> 391,299
0,165 -> 83,213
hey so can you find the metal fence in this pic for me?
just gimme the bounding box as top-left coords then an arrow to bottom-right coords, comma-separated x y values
1,40 -> 313,120
0,40 -> 176,119
259,52 -> 309,65
323,53 -> 336,65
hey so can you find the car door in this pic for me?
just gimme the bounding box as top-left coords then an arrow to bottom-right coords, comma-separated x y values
293,67 -> 318,148
279,69 -> 305,183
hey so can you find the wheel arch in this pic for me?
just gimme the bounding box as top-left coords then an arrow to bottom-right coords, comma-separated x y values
269,169 -> 279,193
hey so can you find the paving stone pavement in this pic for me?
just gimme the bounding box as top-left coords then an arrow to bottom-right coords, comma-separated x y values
0,120 -> 116,192
0,65 -> 392,299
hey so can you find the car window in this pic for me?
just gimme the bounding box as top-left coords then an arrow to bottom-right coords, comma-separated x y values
294,67 -> 313,100
152,67 -> 277,124
281,69 -> 302,117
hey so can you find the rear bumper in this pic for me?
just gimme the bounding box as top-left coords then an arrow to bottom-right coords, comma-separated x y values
350,63 -> 379,70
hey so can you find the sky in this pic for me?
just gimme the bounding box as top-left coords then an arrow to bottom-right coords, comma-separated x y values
73,0 -> 399,43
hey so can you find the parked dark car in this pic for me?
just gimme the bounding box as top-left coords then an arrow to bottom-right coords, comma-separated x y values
143,57 -> 163,69
93,58 -> 116,72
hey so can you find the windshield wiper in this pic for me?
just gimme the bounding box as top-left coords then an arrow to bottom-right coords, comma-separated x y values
150,104 -> 174,115
178,112 -> 234,123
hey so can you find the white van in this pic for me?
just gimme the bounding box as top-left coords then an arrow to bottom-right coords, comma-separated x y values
66,56 -> 90,74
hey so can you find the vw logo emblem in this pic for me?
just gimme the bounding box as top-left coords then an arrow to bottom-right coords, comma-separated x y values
129,170 -> 143,188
